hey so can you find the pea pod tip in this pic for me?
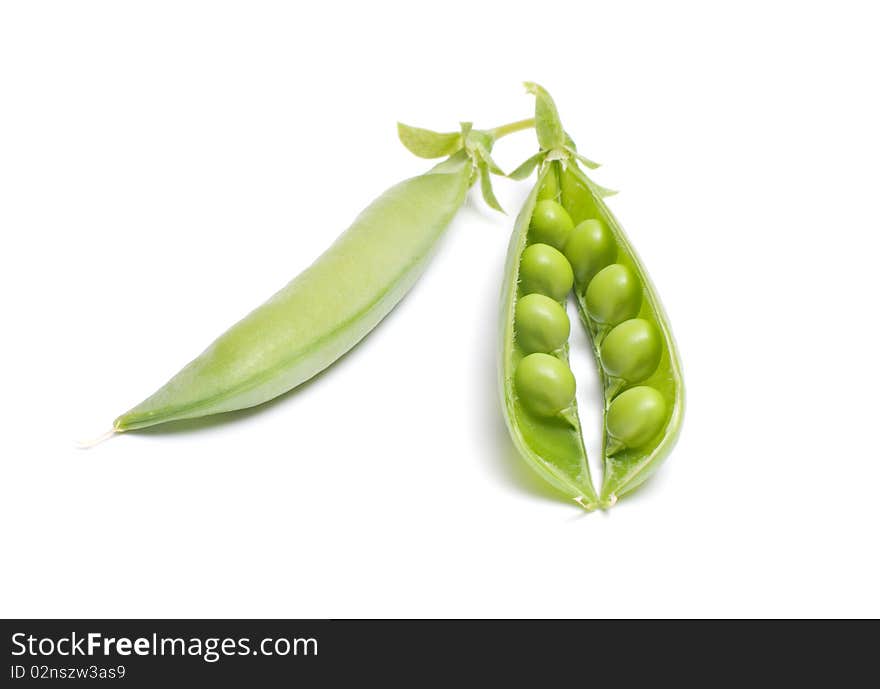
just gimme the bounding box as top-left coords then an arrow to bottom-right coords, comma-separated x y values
574,496 -> 599,512
75,428 -> 118,450
599,495 -> 618,510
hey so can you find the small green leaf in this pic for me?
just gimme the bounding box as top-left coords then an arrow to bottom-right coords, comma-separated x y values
397,122 -> 462,159
524,82 -> 565,150
483,152 -> 505,177
508,151 -> 546,180
584,176 -> 618,198
478,161 -> 505,213
572,150 -> 601,170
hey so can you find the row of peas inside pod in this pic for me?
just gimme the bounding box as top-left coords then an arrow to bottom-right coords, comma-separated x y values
500,154 -> 683,510
516,191 -> 667,449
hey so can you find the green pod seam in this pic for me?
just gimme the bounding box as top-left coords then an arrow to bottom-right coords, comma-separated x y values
562,163 -> 685,504
498,162 -> 599,509
115,152 -> 472,431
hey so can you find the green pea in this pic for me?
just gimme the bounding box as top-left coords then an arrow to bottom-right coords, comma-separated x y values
515,294 -> 571,354
519,243 -> 574,302
529,199 -> 574,250
515,353 -> 576,417
606,386 -> 668,451
584,263 -> 642,325
563,218 -> 616,284
600,318 -> 662,383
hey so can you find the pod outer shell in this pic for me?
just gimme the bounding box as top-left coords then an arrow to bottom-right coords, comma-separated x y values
498,164 -> 598,507
116,156 -> 471,430
563,164 -> 685,502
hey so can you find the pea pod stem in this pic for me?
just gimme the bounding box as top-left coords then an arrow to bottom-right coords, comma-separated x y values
488,118 -> 535,140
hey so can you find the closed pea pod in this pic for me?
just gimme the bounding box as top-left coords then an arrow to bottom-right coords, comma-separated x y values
109,116 -> 533,434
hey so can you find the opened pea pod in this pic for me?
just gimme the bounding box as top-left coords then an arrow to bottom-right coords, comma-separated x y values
499,166 -> 598,509
500,84 -> 684,509
101,116 -> 532,436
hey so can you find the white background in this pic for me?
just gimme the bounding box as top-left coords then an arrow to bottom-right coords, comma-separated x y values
1,1 -> 878,618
